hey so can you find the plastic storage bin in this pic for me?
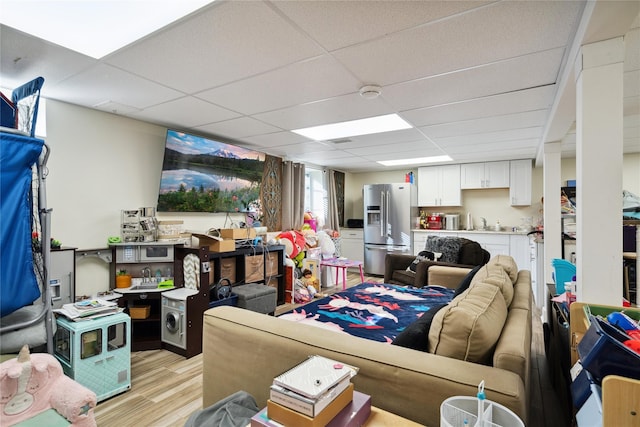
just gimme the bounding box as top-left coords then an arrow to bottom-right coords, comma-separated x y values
208,294 -> 238,309
440,396 -> 524,427
552,258 -> 576,295
577,315 -> 640,383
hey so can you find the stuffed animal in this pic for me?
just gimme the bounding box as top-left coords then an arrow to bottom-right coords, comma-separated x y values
277,230 -> 306,259
316,230 -> 336,258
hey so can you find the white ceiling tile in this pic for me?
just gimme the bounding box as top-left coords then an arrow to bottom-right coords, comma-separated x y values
401,86 -> 557,127
243,131 -> 310,148
332,1 -> 582,85
420,110 -> 549,138
195,117 -> 282,139
384,48 -> 564,113
253,92 -> 394,130
196,55 -> 361,115
343,140 -> 437,156
105,1 -> 323,93
272,1 -> 490,51
434,128 -> 543,147
0,24 -> 97,90
129,96 -> 240,128
46,64 -> 182,109
267,141 -> 335,155
324,128 -> 427,149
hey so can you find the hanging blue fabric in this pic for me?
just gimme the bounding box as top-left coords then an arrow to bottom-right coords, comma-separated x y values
0,132 -> 45,316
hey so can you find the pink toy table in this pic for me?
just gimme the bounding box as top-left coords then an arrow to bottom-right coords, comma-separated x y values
319,258 -> 364,290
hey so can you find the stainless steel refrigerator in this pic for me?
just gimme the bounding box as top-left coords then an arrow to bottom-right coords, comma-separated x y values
363,183 -> 417,275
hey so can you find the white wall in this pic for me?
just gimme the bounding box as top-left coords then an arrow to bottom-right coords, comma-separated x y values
46,101 -> 247,296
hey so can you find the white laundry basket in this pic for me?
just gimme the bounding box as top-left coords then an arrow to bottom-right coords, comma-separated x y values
440,382 -> 524,427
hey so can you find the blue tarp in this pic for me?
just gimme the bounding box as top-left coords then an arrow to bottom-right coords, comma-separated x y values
0,132 -> 44,316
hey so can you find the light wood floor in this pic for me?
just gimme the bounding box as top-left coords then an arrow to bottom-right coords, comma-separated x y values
94,272 -> 567,427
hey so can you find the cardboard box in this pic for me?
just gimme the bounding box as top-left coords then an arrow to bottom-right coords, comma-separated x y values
267,383 -> 353,427
192,233 -> 236,253
253,390 -> 370,427
219,228 -> 257,240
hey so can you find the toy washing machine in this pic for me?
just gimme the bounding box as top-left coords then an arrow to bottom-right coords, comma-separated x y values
161,288 -> 198,349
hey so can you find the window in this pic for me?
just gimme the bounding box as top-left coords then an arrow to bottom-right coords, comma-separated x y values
305,168 -> 326,229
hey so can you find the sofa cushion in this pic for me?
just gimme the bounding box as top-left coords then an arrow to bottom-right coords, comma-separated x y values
470,264 -> 514,307
453,265 -> 483,298
390,303 -> 448,351
428,282 -> 508,364
406,250 -> 442,272
458,238 -> 488,266
488,255 -> 518,284
424,236 -> 462,263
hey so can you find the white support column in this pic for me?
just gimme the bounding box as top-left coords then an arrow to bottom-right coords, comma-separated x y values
543,142 -> 562,286
575,37 -> 624,305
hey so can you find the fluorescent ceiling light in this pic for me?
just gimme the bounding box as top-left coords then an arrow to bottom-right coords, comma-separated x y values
378,155 -> 452,167
0,0 -> 214,59
292,113 -> 412,141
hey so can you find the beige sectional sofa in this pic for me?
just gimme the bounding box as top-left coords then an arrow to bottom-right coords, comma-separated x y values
202,255 -> 532,426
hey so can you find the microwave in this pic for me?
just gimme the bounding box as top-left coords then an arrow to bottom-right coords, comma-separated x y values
115,244 -> 174,263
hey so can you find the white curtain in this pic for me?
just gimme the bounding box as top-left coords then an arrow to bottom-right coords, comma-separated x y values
325,169 -> 341,233
281,161 -> 305,230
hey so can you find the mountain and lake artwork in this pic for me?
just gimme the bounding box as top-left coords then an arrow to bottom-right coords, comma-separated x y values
157,130 -> 265,213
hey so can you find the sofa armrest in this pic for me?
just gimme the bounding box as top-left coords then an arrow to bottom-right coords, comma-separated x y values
427,265 -> 472,289
384,254 -> 416,283
414,260 -> 477,287
50,375 -> 97,427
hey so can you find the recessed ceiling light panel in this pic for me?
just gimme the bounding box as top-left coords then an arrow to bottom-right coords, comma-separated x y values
0,0 -> 214,59
378,155 -> 452,166
292,113 -> 411,141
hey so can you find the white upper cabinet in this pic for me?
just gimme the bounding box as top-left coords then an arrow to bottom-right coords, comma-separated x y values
509,159 -> 532,206
460,161 -> 510,189
417,164 -> 461,207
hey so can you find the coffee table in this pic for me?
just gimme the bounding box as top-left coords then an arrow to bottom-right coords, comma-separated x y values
319,257 -> 364,290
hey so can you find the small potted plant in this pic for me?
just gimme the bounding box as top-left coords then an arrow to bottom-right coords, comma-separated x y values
115,269 -> 132,288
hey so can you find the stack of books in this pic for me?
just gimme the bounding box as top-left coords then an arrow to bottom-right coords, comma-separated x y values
251,355 -> 371,427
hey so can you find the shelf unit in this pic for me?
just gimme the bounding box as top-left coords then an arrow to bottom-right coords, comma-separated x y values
170,244 -> 285,358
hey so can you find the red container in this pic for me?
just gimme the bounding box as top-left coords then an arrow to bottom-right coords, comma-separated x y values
427,214 -> 443,229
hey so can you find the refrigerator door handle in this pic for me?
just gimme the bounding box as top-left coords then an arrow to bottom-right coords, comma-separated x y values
385,190 -> 390,237
380,191 -> 385,237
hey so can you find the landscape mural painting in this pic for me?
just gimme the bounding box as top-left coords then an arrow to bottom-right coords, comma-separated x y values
157,130 -> 265,213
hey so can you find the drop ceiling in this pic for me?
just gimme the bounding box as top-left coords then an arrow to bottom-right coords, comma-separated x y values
1,0 -> 638,172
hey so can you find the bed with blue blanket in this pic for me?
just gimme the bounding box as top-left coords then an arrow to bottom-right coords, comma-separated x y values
278,283 -> 455,343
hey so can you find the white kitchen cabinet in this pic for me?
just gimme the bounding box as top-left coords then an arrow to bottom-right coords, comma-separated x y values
460,161 -> 510,189
339,228 -> 364,263
509,234 -> 532,273
471,233 -> 510,258
417,164 -> 461,207
509,159 -> 532,206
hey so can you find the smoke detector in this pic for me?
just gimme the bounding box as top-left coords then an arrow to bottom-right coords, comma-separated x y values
359,85 -> 382,100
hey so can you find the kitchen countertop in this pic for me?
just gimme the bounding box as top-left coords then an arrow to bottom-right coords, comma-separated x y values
413,228 -> 533,236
